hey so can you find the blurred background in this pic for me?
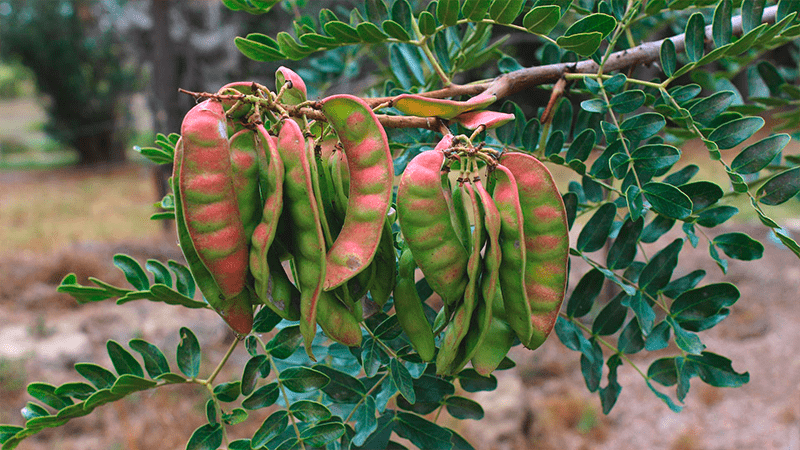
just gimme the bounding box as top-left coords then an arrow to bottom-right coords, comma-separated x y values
0,1 -> 798,449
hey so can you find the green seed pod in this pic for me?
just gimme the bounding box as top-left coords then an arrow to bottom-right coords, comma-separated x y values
393,248 -> 436,362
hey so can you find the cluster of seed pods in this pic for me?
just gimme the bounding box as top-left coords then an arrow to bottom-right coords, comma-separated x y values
397,133 -> 570,376
173,68 -> 394,359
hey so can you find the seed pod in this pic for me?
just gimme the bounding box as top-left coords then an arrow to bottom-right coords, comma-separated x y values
319,94 -> 393,290
316,291 -> 363,347
173,132 -> 252,335
229,128 -> 264,239
470,290 -> 516,377
394,248 -> 436,361
275,66 -> 308,105
368,218 -> 397,307
492,164 -> 533,344
397,149 -> 469,305
500,152 -> 569,350
276,118 -> 327,357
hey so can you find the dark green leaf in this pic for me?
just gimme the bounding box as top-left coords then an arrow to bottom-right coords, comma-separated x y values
643,182 -> 693,219
361,337 -> 389,377
713,233 -> 764,260
391,0 -> 412,28
660,39 -> 676,77
356,22 -> 389,43
523,5 -> 561,34
662,270 -> 706,299
265,325 -> 303,359
113,254 -> 149,291
564,13 -> 616,39
186,423 -> 223,450
417,11 -> 437,36
639,238 -> 683,294
177,327 -> 201,378
709,117 -> 764,149
628,292 -> 655,336
242,383 -> 279,410
280,367 -> 330,393
75,363 -> 117,390
577,202 -> 617,252
276,32 -> 313,60
565,129 -> 596,162
445,396 -> 484,420
607,218 -> 643,270
679,181 -> 723,213
463,0 -> 492,20
712,0 -> 732,47
367,0 -> 390,22
742,0 -> 766,33
731,134 -> 790,174
128,339 -> 170,378
685,352 -> 749,387
54,382 -> 95,401
311,365 -> 365,404
235,35 -> 284,62
223,408 -> 247,426
27,383 -> 71,410
107,340 -> 144,378
21,402 -> 49,420
205,399 -> 217,425
556,32 -> 603,56
489,0 -> 525,24
253,306 -> 282,333
566,269 -> 605,317
110,374 -> 157,395
168,261 -> 196,299
685,13 -> 705,62
627,185 -> 645,222
663,164 -> 699,186
457,369 -> 498,392
610,90 -> 646,114
301,422 -> 346,447
390,359 -> 416,404
352,395 -> 378,446
580,98 -> 607,114
592,293 -> 627,335
437,0 -> 460,26
241,355 -> 268,397
580,338 -> 603,392
290,400 -> 332,422
299,33 -> 339,49
145,260 -> 172,288
757,167 -> 800,205
688,91 -> 735,124
213,381 -> 241,403
667,316 -> 705,355
648,357 -> 678,386
630,144 -> 680,174
618,318 -> 645,354
395,412 -> 452,450
620,113 -> 666,142
382,20 -> 412,41
640,214 -> 675,243
324,21 -> 361,44
645,320 -> 671,351
390,44 -> 424,89
599,354 -> 622,413
544,130 -> 564,157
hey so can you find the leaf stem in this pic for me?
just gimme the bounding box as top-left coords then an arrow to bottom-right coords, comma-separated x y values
205,335 -> 242,386
270,357 -> 308,450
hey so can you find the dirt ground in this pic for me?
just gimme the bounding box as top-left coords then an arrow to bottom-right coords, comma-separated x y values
1,165 -> 799,450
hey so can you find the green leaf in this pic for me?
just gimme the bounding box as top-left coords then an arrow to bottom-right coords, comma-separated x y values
742,0 -> 766,33
556,32 -> 603,56
253,306 -> 282,333
382,20 -> 412,41
276,32 -> 313,60
241,355 -> 269,397
712,0 -> 732,47
417,11 -> 437,36
186,423 -> 223,450
620,113 -> 665,142
648,357 -> 678,386
457,369 -> 498,392
390,359 -> 416,404
523,5 -> 561,34
113,254 -> 149,291
610,90 -> 645,114
709,117 -> 764,150
54,382 -> 96,401
564,13 -> 616,39
299,33 -> 339,49
145,260 -> 172,288
128,339 -> 170,378
242,383 -> 279,410
712,232 -> 764,260
235,35 -> 284,62
580,338 -> 603,392
577,202 -> 617,252
667,316 -> 705,354
731,134 -> 790,174
685,13 -> 705,62
592,293 -> 627,335
352,395 -> 378,446
395,412 -> 453,450
300,422 -> 346,447
264,325 -> 303,359
662,270 -> 706,299
660,39 -> 676,77
110,374 -> 157,395
630,144 -> 680,173
463,0 -> 491,20
252,411 -> 289,448
177,327 -> 201,378
106,340 -> 144,378
437,0 -> 460,26
26,383 -> 71,410
213,381 -> 241,402
685,352 -> 749,387
279,367 -> 330,393
168,261 -> 196,299
757,167 -> 800,205
671,282 -> 739,331
643,182 -> 693,219
75,363 -> 117,390
688,91 -> 735,124
390,44 -> 424,89
639,238 -> 683,294
618,316 -> 645,354
361,337 -> 389,377
679,181 -> 723,213
445,396 -> 484,420
223,408 -> 248,426
489,0 -> 525,24
314,365 -> 366,404
566,269 -> 605,317
324,21 -> 361,44
356,22 -> 389,43
599,354 -> 623,413
565,129 -> 596,162
290,400 -> 332,422
607,218 -> 643,270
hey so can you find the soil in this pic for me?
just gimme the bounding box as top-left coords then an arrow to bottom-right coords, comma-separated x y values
1,166 -> 799,450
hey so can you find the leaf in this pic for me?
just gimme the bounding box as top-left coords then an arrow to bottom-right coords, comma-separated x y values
660,39 -> 676,77
667,316 -> 705,355
394,412 -> 453,450
662,270 -> 706,299
324,21 -> 361,44
643,182 -> 692,219
168,261 -> 196,299
128,339 -> 170,378
300,422 -> 346,447
242,383 -> 280,410
564,13 -> 616,39
264,325 -> 303,359
235,35 -> 284,62
290,400 -> 332,422
592,293 -> 627,335
457,369 -> 498,392
757,167 -> 800,205
382,19 -> 412,41
314,365 -> 366,404
607,218 -> 644,270
213,381 -> 241,403
463,0 -> 491,20
75,363 -> 117,390
610,90 -> 646,114
145,260 -> 172,288
389,44 -> 424,89
679,181 -> 724,213
576,202 -> 617,252
489,0 -> 525,24
731,134 -> 790,174
712,233 -> 764,261
742,0 -> 766,33
177,327 -> 201,378
357,22 -> 389,42
361,337 -> 389,377
252,306 -> 282,333
685,13 -> 705,62
26,383 -> 71,410
619,113 -> 666,142
671,283 -> 739,331
106,340 -> 144,378
523,5 -> 561,34
566,269 -> 605,317
279,367 -> 330,393
54,382 -> 96,401
390,359 -> 416,404
113,254 -> 149,291
437,0 -> 460,26
580,338 -> 603,392
688,91 -> 736,124
685,352 -> 749,387
352,396 -> 378,446
709,117 -> 765,149
444,396 -> 485,420
630,144 -> 680,173
240,355 -> 268,397
599,354 -> 623,413
391,0 -> 412,28
639,238 -> 683,294
712,0 -> 732,47
186,423 -> 223,450
556,32 -> 603,56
